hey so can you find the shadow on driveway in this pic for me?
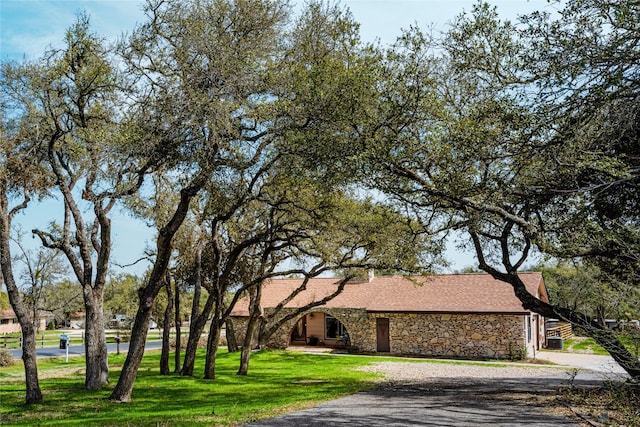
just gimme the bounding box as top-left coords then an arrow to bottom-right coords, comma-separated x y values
245,376 -> 599,426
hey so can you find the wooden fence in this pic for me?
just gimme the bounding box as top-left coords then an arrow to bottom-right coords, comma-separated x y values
546,322 -> 573,340
1,330 -> 189,350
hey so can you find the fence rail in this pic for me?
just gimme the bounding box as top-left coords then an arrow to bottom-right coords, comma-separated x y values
1,330 -> 189,350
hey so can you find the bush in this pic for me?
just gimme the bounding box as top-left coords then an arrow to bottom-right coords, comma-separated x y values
0,348 -> 15,367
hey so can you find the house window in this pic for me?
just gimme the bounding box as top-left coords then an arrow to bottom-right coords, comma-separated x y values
0,319 -> 8,325
526,317 -> 532,342
325,314 -> 346,339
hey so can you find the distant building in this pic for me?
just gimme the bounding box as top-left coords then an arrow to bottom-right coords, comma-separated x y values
0,309 -> 48,334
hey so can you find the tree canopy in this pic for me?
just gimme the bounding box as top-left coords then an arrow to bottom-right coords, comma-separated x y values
3,0 -> 640,403
358,0 -> 640,379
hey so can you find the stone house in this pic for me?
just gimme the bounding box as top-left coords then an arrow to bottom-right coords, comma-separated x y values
229,272 -> 548,359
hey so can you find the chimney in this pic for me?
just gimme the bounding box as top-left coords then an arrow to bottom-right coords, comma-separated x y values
367,269 -> 375,282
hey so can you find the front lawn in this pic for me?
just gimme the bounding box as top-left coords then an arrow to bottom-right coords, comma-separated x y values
0,349 -> 383,426
563,334 -> 640,357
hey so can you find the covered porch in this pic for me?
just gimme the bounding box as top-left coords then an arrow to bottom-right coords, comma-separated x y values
288,311 -> 351,350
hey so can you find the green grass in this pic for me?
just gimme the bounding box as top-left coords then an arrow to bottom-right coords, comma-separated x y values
562,335 -> 640,357
0,349 -> 385,426
562,337 -> 610,355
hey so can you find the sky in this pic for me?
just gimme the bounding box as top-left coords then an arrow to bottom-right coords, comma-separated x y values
0,0 -> 555,277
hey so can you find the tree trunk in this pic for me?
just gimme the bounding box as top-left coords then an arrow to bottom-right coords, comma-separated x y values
109,177 -> 206,402
180,243 -> 211,376
180,296 -> 214,376
173,280 -> 181,373
20,320 -> 43,404
160,273 -> 173,375
109,287 -> 157,402
1,260 -> 42,405
0,191 -> 42,404
225,318 -> 239,353
83,287 -> 109,389
237,328 -> 256,376
238,285 -> 262,376
487,268 -> 640,380
204,319 -> 222,379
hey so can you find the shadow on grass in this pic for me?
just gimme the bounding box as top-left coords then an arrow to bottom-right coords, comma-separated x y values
1,349 -> 379,426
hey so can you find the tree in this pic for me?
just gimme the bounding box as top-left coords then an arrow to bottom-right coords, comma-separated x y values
103,274 -> 144,324
541,262 -> 640,324
13,236 -> 68,330
110,0 -> 292,401
0,291 -> 9,310
0,68 -> 50,403
42,279 -> 84,328
8,15 -> 151,389
254,195 -> 437,349
232,188 -> 436,376
361,1 -> 640,379
109,0 -> 390,400
517,0 -> 640,287
0,170 -> 43,405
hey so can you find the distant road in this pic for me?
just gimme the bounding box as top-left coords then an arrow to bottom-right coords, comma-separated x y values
10,339 -> 163,360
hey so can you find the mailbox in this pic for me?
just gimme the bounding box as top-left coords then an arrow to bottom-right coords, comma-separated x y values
59,334 -> 69,349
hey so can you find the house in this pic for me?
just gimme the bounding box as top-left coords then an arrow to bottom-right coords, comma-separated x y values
229,272 -> 548,359
67,312 -> 86,329
0,309 -> 48,334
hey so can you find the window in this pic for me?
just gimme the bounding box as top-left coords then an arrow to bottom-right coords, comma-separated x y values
325,314 -> 346,339
526,317 -> 532,342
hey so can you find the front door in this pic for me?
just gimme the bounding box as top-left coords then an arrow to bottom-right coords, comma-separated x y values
290,317 -> 307,343
376,318 -> 390,352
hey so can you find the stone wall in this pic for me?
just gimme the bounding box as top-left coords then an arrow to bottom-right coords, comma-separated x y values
366,312 -> 526,358
229,310 -> 528,359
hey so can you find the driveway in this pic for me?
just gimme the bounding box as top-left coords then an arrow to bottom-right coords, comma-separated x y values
535,350 -> 628,375
247,381 -> 581,426
246,352 -> 630,427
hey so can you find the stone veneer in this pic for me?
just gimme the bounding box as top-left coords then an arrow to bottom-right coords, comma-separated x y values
369,312 -> 526,358
230,308 -> 528,359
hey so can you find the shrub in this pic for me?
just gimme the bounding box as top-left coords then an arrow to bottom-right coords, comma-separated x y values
0,348 -> 15,367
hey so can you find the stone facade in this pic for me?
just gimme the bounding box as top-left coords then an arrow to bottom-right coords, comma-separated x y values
368,312 -> 527,358
230,308 -> 533,359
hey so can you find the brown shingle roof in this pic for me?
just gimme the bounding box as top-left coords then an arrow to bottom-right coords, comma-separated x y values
0,309 -> 17,319
231,272 -> 546,316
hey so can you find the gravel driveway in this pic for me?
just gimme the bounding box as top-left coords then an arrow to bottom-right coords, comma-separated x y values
246,360 -> 601,426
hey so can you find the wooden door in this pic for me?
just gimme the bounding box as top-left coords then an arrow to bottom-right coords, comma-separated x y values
376,318 -> 390,352
290,317 -> 307,343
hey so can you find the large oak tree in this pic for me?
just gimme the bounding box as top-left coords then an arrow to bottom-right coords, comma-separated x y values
0,90 -> 49,404
362,1 -> 640,379
4,16 -> 154,389
109,0 -> 386,401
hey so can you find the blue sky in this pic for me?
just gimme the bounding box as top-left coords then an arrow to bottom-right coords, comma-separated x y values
0,0 -> 554,276
1,0 -> 558,60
